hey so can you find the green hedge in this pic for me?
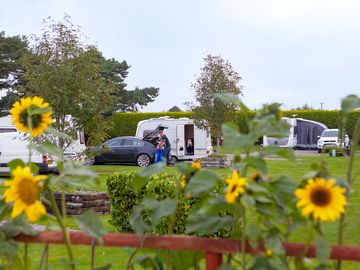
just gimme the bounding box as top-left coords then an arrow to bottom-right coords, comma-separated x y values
106,172 -> 197,234
109,112 -> 191,138
109,110 -> 360,138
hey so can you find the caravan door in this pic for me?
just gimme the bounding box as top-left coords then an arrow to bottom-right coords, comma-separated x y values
176,125 -> 185,157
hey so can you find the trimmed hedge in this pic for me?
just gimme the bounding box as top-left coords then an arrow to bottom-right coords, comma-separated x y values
109,112 -> 191,138
110,110 -> 360,138
106,172 -> 198,234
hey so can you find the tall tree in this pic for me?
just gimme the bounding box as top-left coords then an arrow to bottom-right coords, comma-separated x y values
100,58 -> 159,112
0,31 -> 28,112
19,16 -> 118,147
187,54 -> 243,153
168,105 -> 182,112
0,31 -> 28,90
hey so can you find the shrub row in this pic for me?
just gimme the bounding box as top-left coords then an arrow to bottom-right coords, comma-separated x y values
106,172 -> 197,234
109,110 -> 360,138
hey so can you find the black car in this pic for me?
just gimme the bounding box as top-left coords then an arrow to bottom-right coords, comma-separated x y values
91,136 -> 156,167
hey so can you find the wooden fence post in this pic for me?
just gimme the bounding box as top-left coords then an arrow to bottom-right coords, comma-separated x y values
205,252 -> 222,270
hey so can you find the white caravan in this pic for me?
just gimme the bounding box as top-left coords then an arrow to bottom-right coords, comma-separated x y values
0,115 -> 86,174
263,117 -> 328,149
135,117 -> 213,161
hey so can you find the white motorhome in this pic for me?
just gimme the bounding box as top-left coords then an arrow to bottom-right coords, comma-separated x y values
135,117 -> 213,162
263,117 -> 328,149
0,115 -> 86,173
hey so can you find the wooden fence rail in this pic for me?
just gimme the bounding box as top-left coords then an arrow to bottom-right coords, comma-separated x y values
15,231 -> 360,270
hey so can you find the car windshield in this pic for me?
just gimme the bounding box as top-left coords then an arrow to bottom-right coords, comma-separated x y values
321,130 -> 339,137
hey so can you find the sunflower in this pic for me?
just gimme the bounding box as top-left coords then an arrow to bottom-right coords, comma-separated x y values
250,172 -> 261,182
3,166 -> 47,222
180,175 -> 187,188
294,178 -> 346,222
191,160 -> 202,170
10,96 -> 53,137
225,170 -> 247,204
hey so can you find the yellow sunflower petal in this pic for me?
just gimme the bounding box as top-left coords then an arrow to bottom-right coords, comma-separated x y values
25,201 -> 46,222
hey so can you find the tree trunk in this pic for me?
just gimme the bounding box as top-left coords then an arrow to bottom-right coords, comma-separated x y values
216,127 -> 221,154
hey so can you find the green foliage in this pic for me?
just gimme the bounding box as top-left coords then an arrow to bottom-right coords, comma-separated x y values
107,172 -> 196,234
109,111 -> 191,137
187,55 -> 243,153
0,31 -> 28,92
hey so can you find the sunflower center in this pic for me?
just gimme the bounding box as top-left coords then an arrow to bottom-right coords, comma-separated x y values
18,178 -> 40,205
19,106 -> 42,129
310,187 -> 332,207
230,184 -> 239,193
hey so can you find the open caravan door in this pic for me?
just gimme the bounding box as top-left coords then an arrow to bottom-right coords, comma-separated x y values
176,125 -> 185,157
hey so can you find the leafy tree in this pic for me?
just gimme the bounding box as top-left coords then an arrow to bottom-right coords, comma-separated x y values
99,57 -> 159,112
187,54 -> 243,153
19,16 -> 118,147
168,106 -> 182,112
0,31 -> 28,90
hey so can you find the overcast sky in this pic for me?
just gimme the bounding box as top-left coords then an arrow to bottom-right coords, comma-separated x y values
1,0 -> 360,111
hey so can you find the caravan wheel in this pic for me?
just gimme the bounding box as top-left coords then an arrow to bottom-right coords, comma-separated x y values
169,156 -> 178,165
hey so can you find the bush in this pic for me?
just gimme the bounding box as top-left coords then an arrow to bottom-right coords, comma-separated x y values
106,172 -> 197,234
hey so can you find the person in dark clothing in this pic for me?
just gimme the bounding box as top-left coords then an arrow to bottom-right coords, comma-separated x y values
159,128 -> 171,165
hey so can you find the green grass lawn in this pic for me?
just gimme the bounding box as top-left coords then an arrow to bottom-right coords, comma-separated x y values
5,153 -> 360,269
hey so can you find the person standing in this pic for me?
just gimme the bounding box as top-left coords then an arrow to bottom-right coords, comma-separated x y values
159,128 -> 171,165
154,134 -> 164,163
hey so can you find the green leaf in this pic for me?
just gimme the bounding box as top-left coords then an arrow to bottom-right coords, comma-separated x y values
133,255 -> 160,269
28,106 -> 51,115
28,162 -> 40,174
240,194 -> 255,208
134,162 -> 167,191
213,93 -> 249,112
29,141 -> 63,158
8,159 -> 25,170
315,236 -> 330,264
341,95 -> 360,115
246,183 -> 269,194
222,123 -> 258,148
45,126 -> 73,141
0,240 -> 18,258
186,214 -> 234,235
129,198 -> 177,234
254,195 -> 272,203
0,215 -> 39,238
245,157 -> 268,175
185,170 -> 221,196
75,211 -> 106,244
260,147 -> 295,160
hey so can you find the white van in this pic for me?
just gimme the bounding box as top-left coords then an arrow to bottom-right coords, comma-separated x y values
0,115 -> 86,173
135,117 -> 213,162
0,132 -> 57,174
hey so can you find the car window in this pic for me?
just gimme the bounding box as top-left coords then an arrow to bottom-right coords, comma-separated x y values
104,139 -> 121,147
121,138 -> 143,146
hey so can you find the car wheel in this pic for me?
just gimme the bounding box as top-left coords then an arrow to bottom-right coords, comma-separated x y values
84,157 -> 95,166
137,154 -> 151,167
318,148 -> 322,154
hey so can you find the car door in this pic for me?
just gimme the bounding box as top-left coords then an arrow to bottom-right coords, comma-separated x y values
101,138 -> 122,162
119,138 -> 138,162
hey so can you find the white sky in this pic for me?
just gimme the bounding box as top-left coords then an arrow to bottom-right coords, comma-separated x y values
1,0 -> 360,111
